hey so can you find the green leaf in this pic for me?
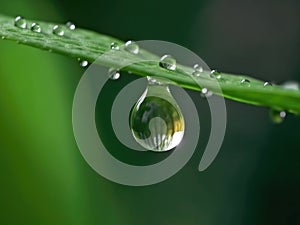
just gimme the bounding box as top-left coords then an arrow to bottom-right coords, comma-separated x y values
1,13 -> 300,114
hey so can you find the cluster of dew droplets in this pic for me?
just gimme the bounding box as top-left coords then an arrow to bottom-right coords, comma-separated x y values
13,16 -> 80,59
236,78 -> 288,123
266,81 -> 299,124
192,65 -> 212,97
53,21 -> 76,36
11,15 -> 185,147
11,16 -> 186,151
13,16 -> 78,38
268,81 -> 300,124
110,40 -> 140,54
107,40 -> 140,80
11,16 -> 298,130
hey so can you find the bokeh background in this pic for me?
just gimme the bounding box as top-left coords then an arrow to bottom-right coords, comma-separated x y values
0,0 -> 300,224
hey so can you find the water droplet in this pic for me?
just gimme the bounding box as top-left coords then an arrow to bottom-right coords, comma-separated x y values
240,79 -> 250,86
263,82 -> 272,87
1,36 -> 5,40
124,40 -> 139,54
14,16 -> 27,29
269,109 -> 286,124
281,81 -> 299,91
201,88 -> 213,98
110,42 -> 120,50
193,64 -> 203,72
192,64 -> 203,76
129,77 -> 185,151
30,23 -> 41,33
159,55 -> 176,71
66,21 -> 76,30
79,59 -> 89,67
108,68 -> 120,80
210,70 -> 221,79
53,25 -> 64,36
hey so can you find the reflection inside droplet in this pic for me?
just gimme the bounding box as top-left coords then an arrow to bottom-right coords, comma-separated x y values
159,55 -> 177,71
129,77 -> 185,151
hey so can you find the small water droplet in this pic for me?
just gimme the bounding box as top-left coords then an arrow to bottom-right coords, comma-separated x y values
53,25 -> 65,36
240,79 -> 250,86
66,21 -> 76,30
193,64 -> 203,72
110,42 -> 120,50
210,70 -> 220,75
124,40 -> 139,54
263,82 -> 272,87
281,81 -> 299,91
201,88 -> 213,98
159,55 -> 176,71
130,77 -> 185,151
1,36 -> 5,40
192,64 -> 203,76
30,23 -> 41,33
108,68 -> 120,80
210,70 -> 221,79
14,16 -> 27,29
79,60 -> 89,67
269,109 -> 286,124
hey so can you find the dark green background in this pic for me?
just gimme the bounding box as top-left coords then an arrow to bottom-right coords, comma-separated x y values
0,0 -> 299,224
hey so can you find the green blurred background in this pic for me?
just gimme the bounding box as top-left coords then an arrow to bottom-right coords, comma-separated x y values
0,0 -> 300,224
